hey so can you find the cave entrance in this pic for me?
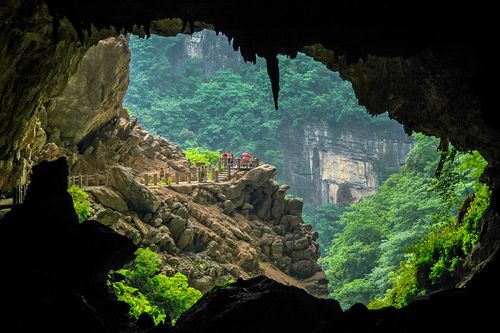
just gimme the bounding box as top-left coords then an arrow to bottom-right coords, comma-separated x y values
120,29 -> 490,313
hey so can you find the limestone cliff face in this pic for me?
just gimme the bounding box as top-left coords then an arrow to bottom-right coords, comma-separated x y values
45,36 -> 131,147
281,122 -> 413,206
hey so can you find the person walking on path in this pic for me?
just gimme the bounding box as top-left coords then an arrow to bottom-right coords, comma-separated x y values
159,167 -> 165,182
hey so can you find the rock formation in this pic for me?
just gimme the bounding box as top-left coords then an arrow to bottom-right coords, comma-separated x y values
282,121 -> 413,205
88,163 -> 328,297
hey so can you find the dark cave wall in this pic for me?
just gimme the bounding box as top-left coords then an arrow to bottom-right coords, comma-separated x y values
303,45 -> 496,164
0,0 -> 85,190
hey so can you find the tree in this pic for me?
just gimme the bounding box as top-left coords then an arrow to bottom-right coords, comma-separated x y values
109,248 -> 202,325
68,184 -> 91,222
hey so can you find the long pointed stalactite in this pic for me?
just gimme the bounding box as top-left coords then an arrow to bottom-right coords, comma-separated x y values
265,55 -> 280,110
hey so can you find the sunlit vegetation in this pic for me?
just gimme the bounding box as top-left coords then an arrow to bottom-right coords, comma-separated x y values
108,248 -> 202,325
183,147 -> 221,166
318,134 -> 489,309
68,184 -> 91,222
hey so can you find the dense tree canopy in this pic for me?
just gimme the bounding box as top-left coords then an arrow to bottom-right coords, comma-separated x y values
124,31 -> 394,175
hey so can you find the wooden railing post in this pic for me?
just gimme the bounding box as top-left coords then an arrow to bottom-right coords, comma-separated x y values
12,186 -> 18,205
227,167 -> 231,180
174,172 -> 179,184
153,174 -> 158,186
236,158 -> 241,171
144,174 -> 150,186
187,172 -> 191,183
214,170 -> 218,182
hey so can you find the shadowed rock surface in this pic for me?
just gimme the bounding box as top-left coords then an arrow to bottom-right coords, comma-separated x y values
174,276 -> 496,333
0,157 -> 164,332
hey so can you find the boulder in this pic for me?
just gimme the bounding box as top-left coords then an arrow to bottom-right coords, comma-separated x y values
286,198 -> 303,216
96,209 -> 122,226
271,195 -> 286,219
158,234 -> 177,253
241,202 -> 254,211
223,182 -> 246,200
239,164 -> 277,189
293,237 -> 310,251
229,226 -> 251,242
131,214 -> 151,237
150,217 -> 163,227
271,239 -> 284,258
90,187 -> 128,212
167,215 -> 187,239
281,215 -> 302,232
223,200 -> 236,215
177,228 -> 195,251
291,246 -> 316,262
207,241 -> 222,260
176,205 -> 190,220
171,184 -> 195,195
109,165 -> 160,213
112,221 -> 142,246
237,251 -> 258,271
290,260 -> 319,278
256,196 -> 272,220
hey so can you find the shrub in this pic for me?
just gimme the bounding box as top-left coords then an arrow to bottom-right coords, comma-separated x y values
109,248 -> 202,325
183,147 -> 220,166
68,184 -> 91,222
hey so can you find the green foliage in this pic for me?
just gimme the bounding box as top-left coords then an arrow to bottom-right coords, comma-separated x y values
320,134 -> 490,309
124,31 -> 398,177
183,147 -> 221,166
68,184 -> 91,222
368,144 -> 490,309
302,204 -> 345,255
215,279 -> 236,289
109,248 -> 202,325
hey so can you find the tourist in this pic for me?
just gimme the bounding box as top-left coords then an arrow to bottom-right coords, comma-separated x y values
201,165 -> 207,182
159,167 -> 165,182
221,151 -> 228,168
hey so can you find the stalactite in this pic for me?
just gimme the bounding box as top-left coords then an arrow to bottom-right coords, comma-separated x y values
265,55 -> 280,110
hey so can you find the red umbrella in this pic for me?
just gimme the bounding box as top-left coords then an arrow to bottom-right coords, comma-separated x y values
242,153 -> 251,158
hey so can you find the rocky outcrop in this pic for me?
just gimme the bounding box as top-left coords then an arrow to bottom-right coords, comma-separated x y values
175,275 -> 497,333
108,165 -> 160,213
281,121 -> 413,205
45,35 -> 130,147
88,164 -> 328,297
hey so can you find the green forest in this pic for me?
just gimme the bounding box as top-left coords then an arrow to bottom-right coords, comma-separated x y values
124,32 -> 393,175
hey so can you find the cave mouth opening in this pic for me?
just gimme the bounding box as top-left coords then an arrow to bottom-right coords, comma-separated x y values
0,2 -> 495,330
120,29 -> 492,314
